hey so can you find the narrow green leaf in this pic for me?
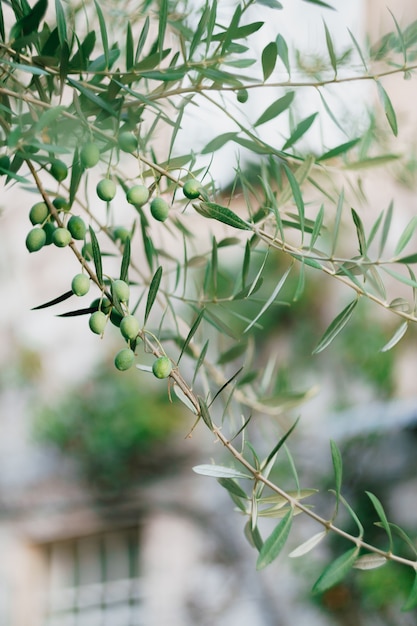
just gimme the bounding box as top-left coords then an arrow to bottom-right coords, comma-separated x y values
394,216 -> 417,255
318,138 -> 360,162
172,385 -> 198,414
283,163 -> 304,237
94,0 -> 109,67
135,16 -> 149,62
351,208 -> 366,255
310,205 -> 324,249
330,440 -> 342,515
244,264 -> 292,333
331,189 -> 345,256
348,28 -> 368,71
302,0 -> 335,9
88,226 -> 103,286
353,554 -> 387,570
193,463 -> 252,479
197,397 -> 214,431
337,493 -> 364,538
397,253 -> 417,264
205,0 -> 217,52
262,41 -> 278,81
0,1 -> 5,41
379,201 -> 393,258
323,20 -> 337,74
313,298 -> 358,354
382,266 -> 417,289
261,417 -> 299,471
254,91 -> 294,127
344,154 -> 400,170
256,509 -> 293,570
381,523 -> 417,557
179,308 -> 205,363
119,237 -> 131,283
55,0 -> 67,46
289,531 -> 327,558
366,491 -> 393,551
257,0 -> 283,7
67,78 -> 119,118
312,547 -> 359,594
158,0 -> 168,59
201,132 -> 238,154
192,339 -> 209,385
217,477 -> 249,499
402,573 -> 417,612
276,34 -> 290,76
189,3 -> 209,59
125,21 -> 134,70
244,520 -> 264,552
380,322 -> 408,352
377,81 -> 398,137
68,146 -> 81,207
194,202 -> 251,231
282,112 -> 318,151
144,266 -> 162,325
10,0 -> 47,39
32,290 -> 74,310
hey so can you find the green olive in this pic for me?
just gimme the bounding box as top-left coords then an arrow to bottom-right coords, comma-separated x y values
67,216 -> 87,240
118,132 -> 138,153
126,184 -> 149,208
26,227 -> 46,252
80,142 -> 100,168
114,348 -> 135,371
120,315 -> 140,340
89,310 -> 107,335
150,197 -> 169,222
111,279 -> 130,303
183,179 -> 202,200
71,273 -> 90,296
96,178 -> 116,202
49,160 -> 68,182
152,356 -> 172,379
52,227 -> 72,247
29,202 -> 49,225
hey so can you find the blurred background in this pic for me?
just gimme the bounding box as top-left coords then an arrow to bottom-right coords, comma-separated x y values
1,1 -> 417,624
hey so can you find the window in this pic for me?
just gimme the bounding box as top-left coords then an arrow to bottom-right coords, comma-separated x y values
42,528 -> 142,626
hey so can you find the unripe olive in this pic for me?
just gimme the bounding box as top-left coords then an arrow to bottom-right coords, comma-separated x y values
80,142 -> 100,168
110,308 -> 123,327
113,226 -> 130,243
150,197 -> 169,222
90,297 -> 112,315
126,184 -> 149,207
114,348 -> 135,371
67,215 -> 87,240
89,310 -> 107,334
49,159 -> 68,182
152,356 -> 172,379
120,315 -> 140,340
183,179 -> 202,200
111,279 -> 130,303
118,132 -> 138,153
237,89 -> 249,103
43,222 -> 57,245
29,202 -> 49,225
0,154 -> 10,174
82,242 -> 93,260
96,178 -> 116,201
53,196 -> 70,212
52,227 -> 72,247
26,227 -> 46,252
71,273 -> 90,296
